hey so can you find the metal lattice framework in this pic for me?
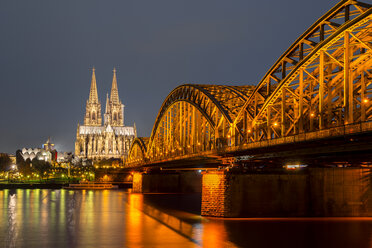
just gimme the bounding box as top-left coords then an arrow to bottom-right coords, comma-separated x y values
126,0 -> 372,168
126,137 -> 149,164
126,85 -> 254,166
233,0 -> 372,144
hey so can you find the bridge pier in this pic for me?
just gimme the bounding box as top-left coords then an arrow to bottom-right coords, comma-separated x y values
132,171 -> 202,193
201,168 -> 372,217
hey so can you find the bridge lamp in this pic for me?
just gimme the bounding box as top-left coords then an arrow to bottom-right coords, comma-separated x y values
197,142 -> 201,146
273,122 -> 278,127
247,129 -> 252,133
363,98 -> 369,103
310,113 -> 315,117
227,135 -> 231,138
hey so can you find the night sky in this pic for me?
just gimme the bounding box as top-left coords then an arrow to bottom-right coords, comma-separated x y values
0,0 -> 338,153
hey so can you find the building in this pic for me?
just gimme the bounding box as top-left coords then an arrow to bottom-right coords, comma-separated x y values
75,68 -> 136,160
20,138 -> 56,162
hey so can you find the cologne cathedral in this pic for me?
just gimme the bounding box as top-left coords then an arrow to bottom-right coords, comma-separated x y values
75,68 -> 136,160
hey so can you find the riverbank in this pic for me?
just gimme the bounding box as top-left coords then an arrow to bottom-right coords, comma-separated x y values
0,183 -> 68,190
0,183 -> 68,189
0,182 -> 132,189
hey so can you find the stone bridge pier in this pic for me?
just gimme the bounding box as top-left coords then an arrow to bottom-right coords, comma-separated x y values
131,168 -> 372,217
201,168 -> 372,217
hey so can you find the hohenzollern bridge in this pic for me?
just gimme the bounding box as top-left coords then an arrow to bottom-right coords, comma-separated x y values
122,0 -> 372,217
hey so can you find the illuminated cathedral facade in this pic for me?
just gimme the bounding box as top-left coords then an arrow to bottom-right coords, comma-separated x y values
75,68 -> 136,160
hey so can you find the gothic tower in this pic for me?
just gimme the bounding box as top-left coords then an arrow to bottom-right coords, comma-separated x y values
104,68 -> 124,127
75,67 -> 135,160
84,68 -> 102,126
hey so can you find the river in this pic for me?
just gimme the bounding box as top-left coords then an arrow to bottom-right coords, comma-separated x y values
0,189 -> 371,248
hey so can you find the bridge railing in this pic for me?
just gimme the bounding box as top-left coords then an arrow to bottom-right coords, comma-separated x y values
227,121 -> 372,153
125,121 -> 372,168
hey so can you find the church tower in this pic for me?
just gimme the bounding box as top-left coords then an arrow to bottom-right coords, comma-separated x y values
75,67 -> 135,160
104,68 -> 124,127
84,67 -> 102,126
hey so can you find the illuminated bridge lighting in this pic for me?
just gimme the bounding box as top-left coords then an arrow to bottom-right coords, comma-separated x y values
125,0 -> 372,169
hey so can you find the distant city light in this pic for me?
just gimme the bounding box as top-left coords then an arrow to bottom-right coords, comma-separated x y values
285,164 -> 308,170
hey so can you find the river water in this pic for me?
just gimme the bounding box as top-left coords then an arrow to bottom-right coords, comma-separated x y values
0,189 -> 371,248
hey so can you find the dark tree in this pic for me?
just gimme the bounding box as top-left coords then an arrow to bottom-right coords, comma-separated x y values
18,162 -> 34,178
32,160 -> 51,180
16,149 -> 24,165
0,154 -> 12,172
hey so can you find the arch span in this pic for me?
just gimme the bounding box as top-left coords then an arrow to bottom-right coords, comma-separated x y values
126,137 -> 149,165
147,84 -> 254,158
233,0 -> 372,144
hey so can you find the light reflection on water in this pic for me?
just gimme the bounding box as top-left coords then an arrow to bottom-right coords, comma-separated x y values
0,189 -> 371,248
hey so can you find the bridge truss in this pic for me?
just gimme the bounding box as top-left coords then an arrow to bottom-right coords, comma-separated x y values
126,0 -> 372,168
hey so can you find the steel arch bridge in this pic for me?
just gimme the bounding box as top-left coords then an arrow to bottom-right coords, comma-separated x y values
126,0 -> 372,169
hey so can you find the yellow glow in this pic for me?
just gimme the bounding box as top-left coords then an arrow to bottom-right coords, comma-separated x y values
273,122 -> 278,127
364,98 -> 369,103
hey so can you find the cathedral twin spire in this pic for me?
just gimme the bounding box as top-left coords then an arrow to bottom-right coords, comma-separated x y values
88,67 -> 99,103
85,67 -> 124,127
110,68 -> 120,104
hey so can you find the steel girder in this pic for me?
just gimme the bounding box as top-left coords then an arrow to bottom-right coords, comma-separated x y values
146,84 -> 254,157
234,0 -> 372,144
126,85 -> 254,166
126,137 -> 149,165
